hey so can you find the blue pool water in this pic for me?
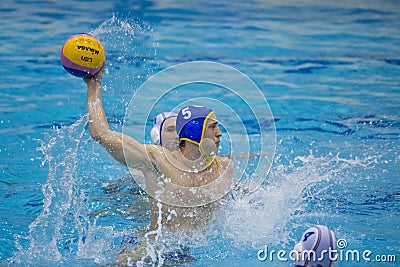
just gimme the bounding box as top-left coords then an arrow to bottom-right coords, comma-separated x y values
1,0 -> 399,266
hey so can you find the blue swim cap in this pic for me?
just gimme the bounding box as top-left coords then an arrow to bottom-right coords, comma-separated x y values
176,105 -> 214,145
150,112 -> 177,146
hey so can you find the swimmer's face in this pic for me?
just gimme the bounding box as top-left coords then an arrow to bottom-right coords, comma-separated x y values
161,117 -> 179,150
202,113 -> 222,149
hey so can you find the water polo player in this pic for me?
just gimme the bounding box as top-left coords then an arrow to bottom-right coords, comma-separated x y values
84,63 -> 234,233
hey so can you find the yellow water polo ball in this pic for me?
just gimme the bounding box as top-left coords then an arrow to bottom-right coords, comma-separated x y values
60,33 -> 105,77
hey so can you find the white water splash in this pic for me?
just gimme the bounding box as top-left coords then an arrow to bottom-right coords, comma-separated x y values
218,150 -> 384,251
11,117 -> 95,264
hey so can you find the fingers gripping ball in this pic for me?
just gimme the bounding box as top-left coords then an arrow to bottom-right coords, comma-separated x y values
60,33 -> 105,77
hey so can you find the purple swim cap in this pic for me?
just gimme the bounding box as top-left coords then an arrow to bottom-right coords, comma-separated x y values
176,105 -> 214,145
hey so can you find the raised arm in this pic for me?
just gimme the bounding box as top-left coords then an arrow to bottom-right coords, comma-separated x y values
84,64 -> 156,170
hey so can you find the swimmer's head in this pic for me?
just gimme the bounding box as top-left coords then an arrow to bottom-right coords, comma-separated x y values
293,225 -> 337,267
150,112 -> 178,149
176,105 -> 215,146
176,105 -> 222,163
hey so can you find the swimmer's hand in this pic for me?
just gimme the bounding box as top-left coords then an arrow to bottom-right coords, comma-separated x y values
83,61 -> 106,86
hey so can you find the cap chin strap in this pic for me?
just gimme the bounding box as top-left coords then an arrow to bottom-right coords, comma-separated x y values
180,138 -> 199,146
199,139 -> 219,169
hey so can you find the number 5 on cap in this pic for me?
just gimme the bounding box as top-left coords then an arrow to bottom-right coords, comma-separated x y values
182,107 -> 192,119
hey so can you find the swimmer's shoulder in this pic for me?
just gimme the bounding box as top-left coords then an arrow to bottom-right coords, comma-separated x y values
143,144 -> 181,164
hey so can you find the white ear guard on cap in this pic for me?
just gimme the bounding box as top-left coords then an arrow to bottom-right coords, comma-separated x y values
150,126 -> 160,145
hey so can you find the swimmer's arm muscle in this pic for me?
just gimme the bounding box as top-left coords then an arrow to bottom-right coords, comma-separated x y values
84,64 -> 154,169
